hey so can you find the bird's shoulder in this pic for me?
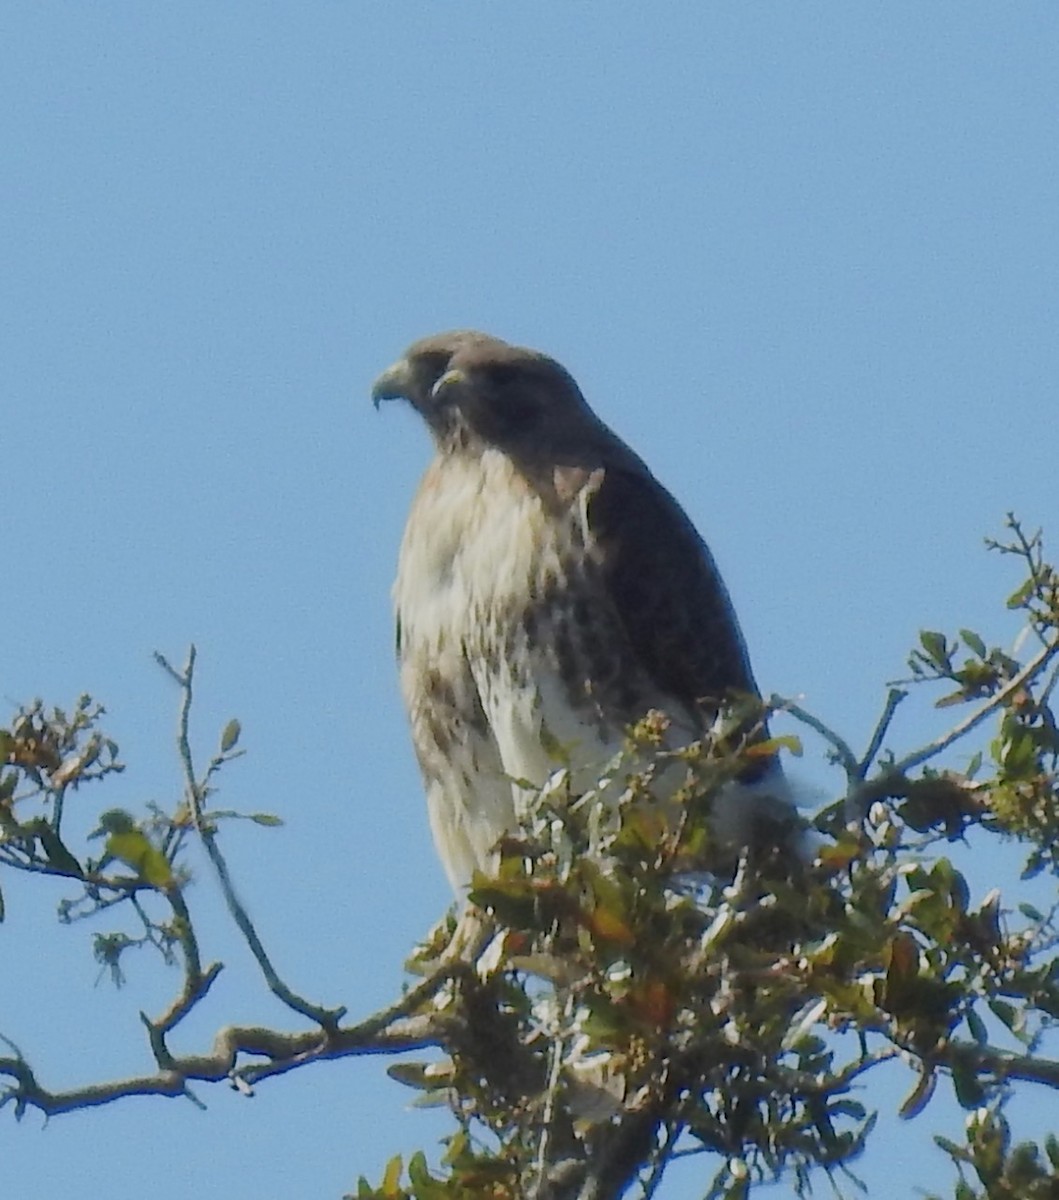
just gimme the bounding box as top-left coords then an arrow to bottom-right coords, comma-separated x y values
581,460 -> 760,717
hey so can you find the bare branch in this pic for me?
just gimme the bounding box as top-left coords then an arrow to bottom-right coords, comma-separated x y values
639,1122 -> 684,1199
859,687 -> 907,776
769,695 -> 859,785
157,646 -> 344,1029
0,967 -> 458,1120
152,961 -> 224,1039
941,1040 -> 1059,1091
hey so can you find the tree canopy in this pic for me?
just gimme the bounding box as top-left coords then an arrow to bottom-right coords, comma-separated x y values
2,518 -> 1058,1200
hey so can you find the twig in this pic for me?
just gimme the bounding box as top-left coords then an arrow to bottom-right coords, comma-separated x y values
858,688 -> 907,778
532,996 -> 570,1200
157,647 -> 344,1029
639,1121 -> 683,1199
769,696 -> 859,785
1040,659 -> 1059,711
942,1040 -> 1059,1090
161,886 -> 202,982
335,959 -> 461,1045
152,962 -> 224,1037
200,823 -> 344,1026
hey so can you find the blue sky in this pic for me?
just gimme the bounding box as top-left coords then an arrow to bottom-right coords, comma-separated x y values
3,5 -> 1058,1197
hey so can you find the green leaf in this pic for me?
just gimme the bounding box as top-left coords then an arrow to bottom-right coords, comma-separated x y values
942,862 -> 970,912
827,1100 -> 866,1120
898,1066 -> 936,1118
387,1061 -> 446,1091
960,629 -> 987,657
220,718 -> 241,753
380,1154 -> 403,1195
406,1151 -> 434,1186
965,1008 -> 988,1046
34,823 -> 84,878
747,733 -> 803,759
249,812 -> 283,827
951,1057 -> 985,1109
1001,728 -> 1038,777
919,630 -> 950,666
934,1134 -> 964,1159
988,998 -> 1019,1034
1006,578 -> 1034,609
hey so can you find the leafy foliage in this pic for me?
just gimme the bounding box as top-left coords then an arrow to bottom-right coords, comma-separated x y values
2,518 -> 1058,1199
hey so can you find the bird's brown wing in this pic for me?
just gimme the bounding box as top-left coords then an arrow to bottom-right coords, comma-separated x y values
587,464 -> 761,723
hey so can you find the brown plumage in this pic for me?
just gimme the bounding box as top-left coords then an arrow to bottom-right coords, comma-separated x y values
373,331 -> 794,892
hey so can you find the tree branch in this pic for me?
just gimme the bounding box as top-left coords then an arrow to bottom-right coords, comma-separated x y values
0,963 -> 458,1119
941,1039 -> 1059,1091
769,695 -> 859,785
156,646 -> 345,1028
892,633 -> 1059,776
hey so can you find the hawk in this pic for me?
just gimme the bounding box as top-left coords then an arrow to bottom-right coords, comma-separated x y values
373,331 -> 797,892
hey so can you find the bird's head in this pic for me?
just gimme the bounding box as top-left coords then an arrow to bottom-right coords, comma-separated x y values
372,331 -> 603,458
89,808 -> 138,839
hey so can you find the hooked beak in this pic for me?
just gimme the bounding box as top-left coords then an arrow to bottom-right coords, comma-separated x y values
371,358 -> 412,410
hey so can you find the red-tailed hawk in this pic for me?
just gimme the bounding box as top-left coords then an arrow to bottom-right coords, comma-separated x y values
373,331 -> 797,892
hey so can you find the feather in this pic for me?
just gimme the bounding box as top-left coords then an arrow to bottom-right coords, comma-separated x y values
375,331 -> 797,892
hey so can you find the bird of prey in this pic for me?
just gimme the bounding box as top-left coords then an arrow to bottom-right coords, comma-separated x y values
373,331 -> 797,893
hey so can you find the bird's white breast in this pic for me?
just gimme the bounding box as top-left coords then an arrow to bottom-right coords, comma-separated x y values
395,448 -> 544,661
394,449 -> 616,807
